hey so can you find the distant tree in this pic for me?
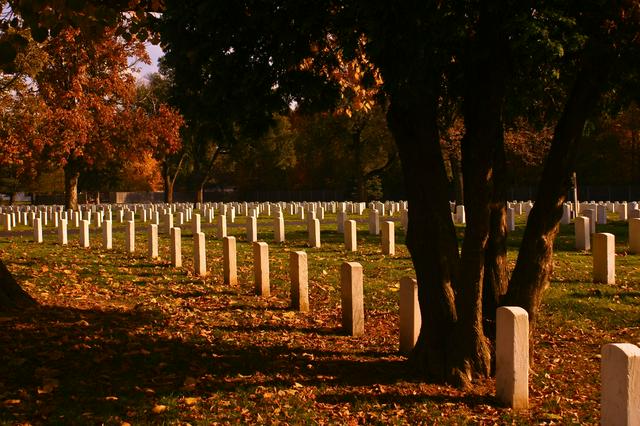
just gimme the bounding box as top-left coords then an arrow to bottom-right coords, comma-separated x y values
33,26 -> 149,209
136,72 -> 184,203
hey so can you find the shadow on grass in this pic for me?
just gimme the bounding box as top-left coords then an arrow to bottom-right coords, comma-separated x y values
0,303 -> 429,424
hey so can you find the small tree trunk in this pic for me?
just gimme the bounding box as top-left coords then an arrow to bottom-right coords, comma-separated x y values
8,192 -> 15,205
163,162 -> 174,204
353,129 -> 367,202
0,258 -> 36,311
505,45 -> 612,329
195,182 -> 204,204
64,163 -> 80,211
166,180 -> 174,204
95,191 -> 100,205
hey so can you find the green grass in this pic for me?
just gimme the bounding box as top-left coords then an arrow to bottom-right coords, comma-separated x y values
0,207 -> 637,424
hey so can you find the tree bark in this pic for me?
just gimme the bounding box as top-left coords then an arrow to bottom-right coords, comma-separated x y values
195,183 -> 204,204
64,162 -> 80,211
388,89 -> 460,383
446,0 -> 510,385
163,161 -> 174,204
505,44 -> 613,328
8,192 -> 15,205
0,258 -> 36,311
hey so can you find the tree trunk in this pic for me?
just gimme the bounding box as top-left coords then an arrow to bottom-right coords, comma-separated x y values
447,0 -> 509,385
8,192 -> 15,205
95,191 -> 100,205
482,140 -> 508,344
195,182 -> 204,204
387,90 -> 460,384
165,179 -> 174,204
505,44 -> 613,328
64,163 -> 80,211
450,157 -> 463,204
163,162 -> 174,204
353,129 -> 367,202
0,258 -> 36,311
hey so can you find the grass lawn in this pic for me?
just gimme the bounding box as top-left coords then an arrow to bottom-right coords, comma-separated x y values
0,208 -> 638,424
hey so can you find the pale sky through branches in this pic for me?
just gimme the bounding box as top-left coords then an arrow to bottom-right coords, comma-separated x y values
134,42 -> 163,80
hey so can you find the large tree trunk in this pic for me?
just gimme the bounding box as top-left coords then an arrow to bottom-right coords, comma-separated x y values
447,0 -> 509,385
505,44 -> 613,328
388,90 -> 461,384
481,157 -> 508,343
0,258 -> 36,311
64,162 -> 80,211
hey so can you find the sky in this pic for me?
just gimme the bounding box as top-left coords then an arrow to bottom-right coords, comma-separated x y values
133,42 -> 163,81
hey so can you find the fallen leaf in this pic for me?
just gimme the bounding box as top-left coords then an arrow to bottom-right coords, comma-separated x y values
152,404 -> 168,414
184,397 -> 200,406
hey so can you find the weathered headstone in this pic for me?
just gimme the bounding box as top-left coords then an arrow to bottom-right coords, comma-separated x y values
192,213 -> 201,235
381,221 -> 395,255
194,232 -> 206,276
593,232 -> 615,284
58,218 -> 68,245
290,251 -> 309,312
629,218 -> 640,254
308,218 -> 321,248
345,219 -> 357,252
399,277 -> 420,355
597,204 -> 608,225
368,209 -> 380,235
336,211 -> 346,234
217,214 -> 227,239
80,219 -> 90,248
496,306 -> 529,410
170,227 -> 182,268
253,241 -> 270,297
247,216 -> 257,243
125,220 -> 135,253
507,207 -> 516,231
220,236 -> 235,286
102,219 -> 113,250
274,215 -> 285,243
148,224 -> 159,259
601,343 -> 640,426
575,216 -> 590,251
341,262 -> 364,336
34,217 -> 43,243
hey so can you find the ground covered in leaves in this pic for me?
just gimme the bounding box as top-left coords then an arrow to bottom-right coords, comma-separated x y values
0,211 -> 639,424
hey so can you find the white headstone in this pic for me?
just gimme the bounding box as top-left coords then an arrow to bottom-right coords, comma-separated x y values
496,306 -> 529,410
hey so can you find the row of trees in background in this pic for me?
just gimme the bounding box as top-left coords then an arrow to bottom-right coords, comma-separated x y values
1,22 -> 639,205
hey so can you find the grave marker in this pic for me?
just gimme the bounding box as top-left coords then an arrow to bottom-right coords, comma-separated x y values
194,232 -> 206,276
290,251 -> 309,312
382,221 -> 395,255
399,277 -> 420,355
170,227 -> 182,268
341,262 -> 364,336
496,306 -> 529,410
601,343 -> 640,426
253,242 -> 270,297
345,220 -> 357,252
102,220 -> 113,250
593,232 -> 615,284
223,236 -> 237,285
148,224 -> 159,259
